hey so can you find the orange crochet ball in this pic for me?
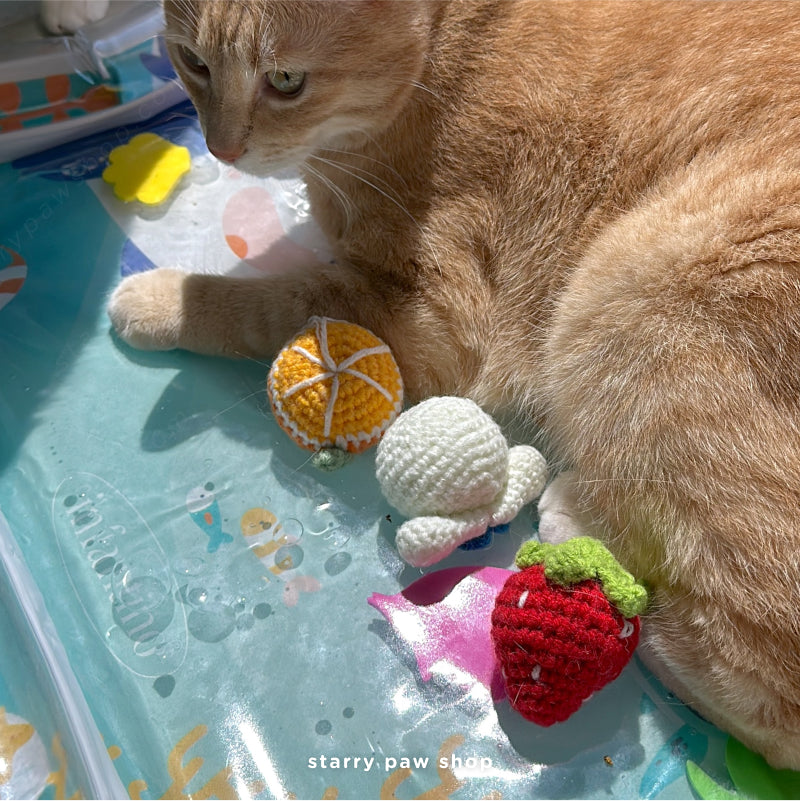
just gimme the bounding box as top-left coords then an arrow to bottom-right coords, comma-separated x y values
268,317 -> 404,453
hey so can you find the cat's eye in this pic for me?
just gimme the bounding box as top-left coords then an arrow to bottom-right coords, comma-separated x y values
267,69 -> 306,97
180,45 -> 208,75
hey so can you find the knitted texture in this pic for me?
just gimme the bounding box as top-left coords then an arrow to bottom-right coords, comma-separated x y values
376,397 -> 548,566
515,537 -> 648,619
376,397 -> 509,517
491,565 -> 640,726
395,510 -> 490,568
493,445 -> 548,524
268,317 -> 403,453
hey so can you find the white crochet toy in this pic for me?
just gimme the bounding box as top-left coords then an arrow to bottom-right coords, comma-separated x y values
375,397 -> 548,567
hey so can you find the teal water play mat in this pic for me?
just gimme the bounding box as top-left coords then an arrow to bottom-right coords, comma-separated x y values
1,12 -> 797,801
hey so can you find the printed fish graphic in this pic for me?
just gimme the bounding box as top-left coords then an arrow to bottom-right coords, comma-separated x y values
186,484 -> 233,553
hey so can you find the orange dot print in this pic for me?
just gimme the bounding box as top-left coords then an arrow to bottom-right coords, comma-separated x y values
225,234 -> 248,259
0,83 -> 21,114
45,75 -> 70,103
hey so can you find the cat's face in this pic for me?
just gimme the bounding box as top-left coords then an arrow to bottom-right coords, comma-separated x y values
165,0 -> 431,176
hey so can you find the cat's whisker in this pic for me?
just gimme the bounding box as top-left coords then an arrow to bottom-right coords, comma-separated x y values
308,164 -> 357,228
232,350 -> 274,369
577,477 -> 672,486
165,111 -> 196,122
291,449 -> 323,475
410,80 -> 440,99
350,126 -> 404,169
162,31 -> 197,49
320,147 -> 411,192
168,0 -> 200,30
209,389 -> 266,422
308,154 -> 443,276
398,78 -> 441,101
311,154 -> 404,207
304,163 -> 357,231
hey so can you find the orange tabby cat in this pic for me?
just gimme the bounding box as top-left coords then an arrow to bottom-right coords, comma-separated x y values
109,0 -> 800,768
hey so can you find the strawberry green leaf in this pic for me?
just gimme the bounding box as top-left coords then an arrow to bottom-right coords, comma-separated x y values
515,537 -> 648,618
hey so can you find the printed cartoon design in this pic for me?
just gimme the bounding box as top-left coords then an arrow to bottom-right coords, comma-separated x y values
223,186 -> 323,273
0,708 -> 50,801
186,483 -> 233,553
11,98 -> 201,181
240,507 -> 291,579
282,575 -> 321,607
240,506 -> 321,606
0,246 -> 27,312
0,73 -> 118,133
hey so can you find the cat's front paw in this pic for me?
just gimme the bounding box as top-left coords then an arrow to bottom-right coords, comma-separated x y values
108,268 -> 187,351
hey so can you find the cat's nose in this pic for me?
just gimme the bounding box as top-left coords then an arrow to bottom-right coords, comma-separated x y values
208,143 -> 246,164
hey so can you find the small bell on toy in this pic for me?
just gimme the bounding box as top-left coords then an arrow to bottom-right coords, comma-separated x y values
268,317 -> 403,469
491,537 -> 648,725
376,396 -> 548,565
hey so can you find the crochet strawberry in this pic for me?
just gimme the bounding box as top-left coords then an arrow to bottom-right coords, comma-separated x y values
491,537 -> 648,726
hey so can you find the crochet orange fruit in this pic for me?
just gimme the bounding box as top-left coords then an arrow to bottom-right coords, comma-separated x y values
268,317 -> 404,453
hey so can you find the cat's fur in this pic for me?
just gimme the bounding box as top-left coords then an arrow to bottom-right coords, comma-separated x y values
108,0 -> 800,768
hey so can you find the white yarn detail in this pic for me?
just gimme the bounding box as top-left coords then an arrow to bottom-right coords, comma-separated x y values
376,397 -> 509,517
488,445 -> 548,525
270,317 -> 401,443
343,366 -> 396,403
325,373 -> 340,438
337,345 -> 392,373
378,396 -> 548,566
270,402 -> 399,452
281,366 -> 335,398
290,345 -> 325,369
395,510 -> 489,567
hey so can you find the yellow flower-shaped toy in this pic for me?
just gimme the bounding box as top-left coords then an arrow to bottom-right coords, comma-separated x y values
268,317 -> 403,459
102,132 -> 190,205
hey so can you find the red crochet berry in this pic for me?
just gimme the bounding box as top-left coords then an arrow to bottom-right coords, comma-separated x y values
491,561 -> 640,726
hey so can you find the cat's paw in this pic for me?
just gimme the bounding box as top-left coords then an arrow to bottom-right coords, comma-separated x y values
108,268 -> 187,351
537,472 -> 595,544
40,0 -> 110,34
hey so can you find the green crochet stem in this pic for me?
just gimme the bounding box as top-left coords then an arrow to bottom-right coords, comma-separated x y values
311,447 -> 353,471
515,537 -> 648,618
